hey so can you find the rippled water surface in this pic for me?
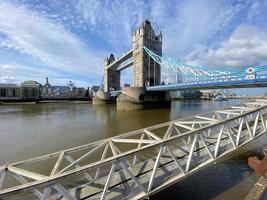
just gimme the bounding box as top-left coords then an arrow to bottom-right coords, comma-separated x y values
0,100 -> 264,199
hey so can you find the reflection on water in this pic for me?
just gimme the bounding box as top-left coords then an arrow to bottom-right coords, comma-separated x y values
0,99 -> 262,199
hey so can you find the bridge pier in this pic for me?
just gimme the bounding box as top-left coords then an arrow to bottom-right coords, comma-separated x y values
92,90 -> 114,105
117,87 -> 170,110
92,91 -> 109,105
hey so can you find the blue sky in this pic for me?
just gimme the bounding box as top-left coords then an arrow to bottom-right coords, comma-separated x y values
0,0 -> 267,93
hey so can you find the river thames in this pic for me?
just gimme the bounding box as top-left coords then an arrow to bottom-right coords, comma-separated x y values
0,100 -> 266,199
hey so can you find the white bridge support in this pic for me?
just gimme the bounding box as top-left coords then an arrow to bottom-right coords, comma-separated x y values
1,100 -> 267,200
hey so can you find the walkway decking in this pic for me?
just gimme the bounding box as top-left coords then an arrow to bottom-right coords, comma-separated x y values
1,100 -> 267,200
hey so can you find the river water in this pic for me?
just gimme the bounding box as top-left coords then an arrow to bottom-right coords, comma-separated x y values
0,100 -> 265,199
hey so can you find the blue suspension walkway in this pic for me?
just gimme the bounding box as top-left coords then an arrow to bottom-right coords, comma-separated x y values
143,46 -> 267,91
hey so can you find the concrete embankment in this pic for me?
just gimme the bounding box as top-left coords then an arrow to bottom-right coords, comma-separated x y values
0,101 -> 37,105
245,177 -> 267,200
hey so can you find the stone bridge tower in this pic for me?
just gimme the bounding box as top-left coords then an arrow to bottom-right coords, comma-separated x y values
103,54 -> 120,92
95,20 -> 169,109
132,20 -> 162,87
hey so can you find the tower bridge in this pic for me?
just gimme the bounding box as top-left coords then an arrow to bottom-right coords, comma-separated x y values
93,20 -> 267,110
93,20 -> 167,110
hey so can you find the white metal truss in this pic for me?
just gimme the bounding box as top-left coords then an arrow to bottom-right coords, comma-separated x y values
143,46 -> 231,78
0,100 -> 267,200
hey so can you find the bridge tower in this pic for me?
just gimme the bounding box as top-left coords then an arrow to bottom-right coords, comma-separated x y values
92,54 -> 120,105
94,20 -> 170,109
117,20 -> 169,110
133,20 -> 162,87
103,54 -> 120,92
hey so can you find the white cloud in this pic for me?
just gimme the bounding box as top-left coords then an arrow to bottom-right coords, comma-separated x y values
74,0 -> 249,59
0,62 -> 93,86
186,24 -> 267,68
247,0 -> 267,24
160,0 -> 250,58
74,0 -> 147,52
0,0 -> 266,88
0,1 -> 104,83
0,75 -> 15,83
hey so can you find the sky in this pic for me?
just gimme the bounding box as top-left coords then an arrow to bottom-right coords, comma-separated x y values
0,0 -> 267,93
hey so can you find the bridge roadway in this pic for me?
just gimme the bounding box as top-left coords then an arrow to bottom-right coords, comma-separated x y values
147,74 -> 267,91
1,100 -> 267,200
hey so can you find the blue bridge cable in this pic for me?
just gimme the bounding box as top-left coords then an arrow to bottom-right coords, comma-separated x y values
143,46 -> 267,85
